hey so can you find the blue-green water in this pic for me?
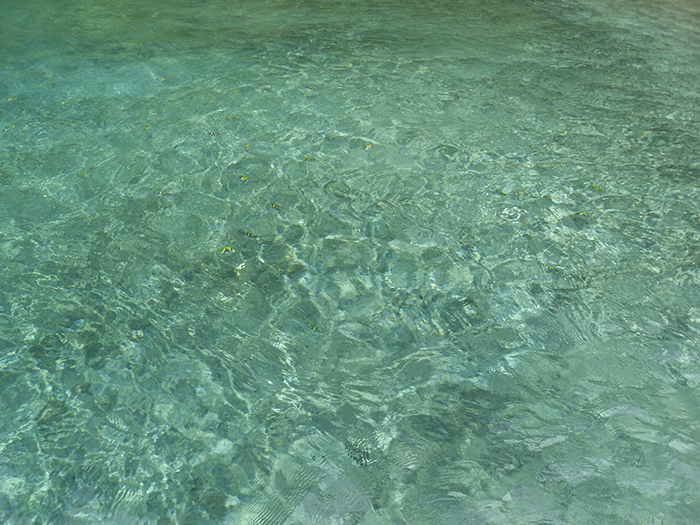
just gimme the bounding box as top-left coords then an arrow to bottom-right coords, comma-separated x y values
1,0 -> 700,523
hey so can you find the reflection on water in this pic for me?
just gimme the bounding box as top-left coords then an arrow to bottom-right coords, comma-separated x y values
1,0 -> 699,523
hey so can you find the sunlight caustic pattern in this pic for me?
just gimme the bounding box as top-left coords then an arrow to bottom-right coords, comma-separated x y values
1,0 -> 699,523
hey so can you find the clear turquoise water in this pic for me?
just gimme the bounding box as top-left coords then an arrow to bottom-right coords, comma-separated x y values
1,0 -> 700,523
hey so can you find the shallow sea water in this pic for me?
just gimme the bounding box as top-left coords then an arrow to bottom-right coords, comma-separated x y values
1,0 -> 700,523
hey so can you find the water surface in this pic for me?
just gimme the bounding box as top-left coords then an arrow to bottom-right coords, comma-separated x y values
1,0 -> 700,523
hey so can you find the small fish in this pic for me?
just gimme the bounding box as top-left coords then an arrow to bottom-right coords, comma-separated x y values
155,190 -> 172,196
239,175 -> 250,182
218,246 -> 234,254
302,156 -> 316,162
268,202 -> 281,210
363,144 -> 372,150
77,172 -> 88,178
238,229 -> 257,238
226,116 -> 240,120
209,131 -> 221,135
306,321 -> 320,332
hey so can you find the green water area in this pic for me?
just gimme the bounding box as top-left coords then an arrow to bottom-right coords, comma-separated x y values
1,0 -> 699,523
